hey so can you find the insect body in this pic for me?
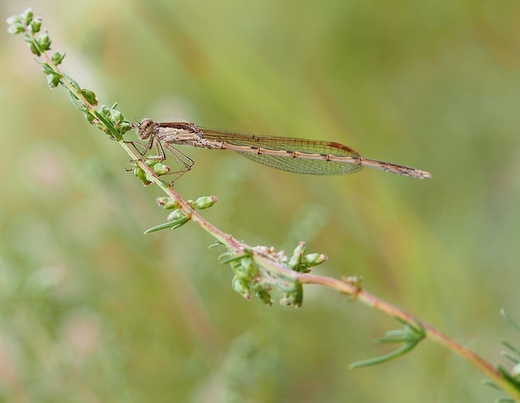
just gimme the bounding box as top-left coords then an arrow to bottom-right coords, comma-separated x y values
129,118 -> 432,182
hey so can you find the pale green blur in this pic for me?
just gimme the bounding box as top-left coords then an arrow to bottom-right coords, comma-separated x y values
1,0 -> 519,401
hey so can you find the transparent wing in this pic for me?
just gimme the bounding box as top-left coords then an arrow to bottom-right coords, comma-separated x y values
199,128 -> 363,175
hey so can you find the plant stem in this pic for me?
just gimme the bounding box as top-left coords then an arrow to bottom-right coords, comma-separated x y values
124,137 -> 519,398
9,9 -> 520,401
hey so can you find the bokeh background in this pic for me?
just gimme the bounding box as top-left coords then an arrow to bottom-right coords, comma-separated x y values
1,0 -> 520,401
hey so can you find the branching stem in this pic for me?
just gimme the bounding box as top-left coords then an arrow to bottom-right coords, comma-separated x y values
7,8 -> 520,402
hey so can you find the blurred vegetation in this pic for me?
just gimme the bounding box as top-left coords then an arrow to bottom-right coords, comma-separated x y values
1,0 -> 520,401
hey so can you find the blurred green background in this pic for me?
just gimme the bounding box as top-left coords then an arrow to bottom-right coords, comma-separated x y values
1,0 -> 520,401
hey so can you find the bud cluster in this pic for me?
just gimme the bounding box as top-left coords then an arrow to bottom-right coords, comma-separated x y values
7,8 -> 132,142
288,242 -> 327,273
220,253 -> 274,307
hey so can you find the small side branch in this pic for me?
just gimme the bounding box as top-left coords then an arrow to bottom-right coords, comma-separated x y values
6,8 -> 520,402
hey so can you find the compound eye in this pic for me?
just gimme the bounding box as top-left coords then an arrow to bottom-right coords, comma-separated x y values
138,118 -> 155,139
139,118 -> 153,129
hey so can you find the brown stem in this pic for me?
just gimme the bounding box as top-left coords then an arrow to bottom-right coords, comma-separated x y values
19,19 -> 518,400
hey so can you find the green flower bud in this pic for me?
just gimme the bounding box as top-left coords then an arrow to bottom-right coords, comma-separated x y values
118,121 -> 132,135
192,196 -> 217,210
280,282 -> 303,307
232,257 -> 259,281
152,163 -> 170,176
37,32 -> 51,51
302,253 -> 327,267
512,362 -> 520,377
51,51 -> 65,65
240,257 -> 259,279
134,166 -> 151,186
232,276 -> 251,300
288,242 -> 306,270
79,89 -> 98,106
167,209 -> 185,222
98,105 -> 110,117
145,158 -> 159,168
84,112 -> 96,124
46,73 -> 61,88
232,264 -> 253,282
27,41 -> 41,56
255,289 -> 273,306
29,18 -> 42,34
249,278 -> 268,292
109,108 -> 123,123
6,15 -> 22,26
94,119 -> 106,131
22,8 -> 34,25
157,197 -> 179,210
7,23 -> 24,35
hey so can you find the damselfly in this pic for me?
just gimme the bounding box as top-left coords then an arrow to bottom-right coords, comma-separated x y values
129,118 -> 432,182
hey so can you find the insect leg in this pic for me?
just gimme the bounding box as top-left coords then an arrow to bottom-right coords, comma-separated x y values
160,144 -> 194,183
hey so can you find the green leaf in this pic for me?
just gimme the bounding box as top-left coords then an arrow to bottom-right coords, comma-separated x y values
349,320 -> 425,369
208,241 -> 224,249
91,110 -> 121,140
501,309 -> 520,333
67,91 -> 87,112
349,341 -> 419,369
36,60 -> 55,75
144,217 -> 190,233
219,252 -> 250,265
62,73 -> 80,91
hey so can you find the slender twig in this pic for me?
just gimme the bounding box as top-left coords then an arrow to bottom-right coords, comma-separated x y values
7,8 -> 520,402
